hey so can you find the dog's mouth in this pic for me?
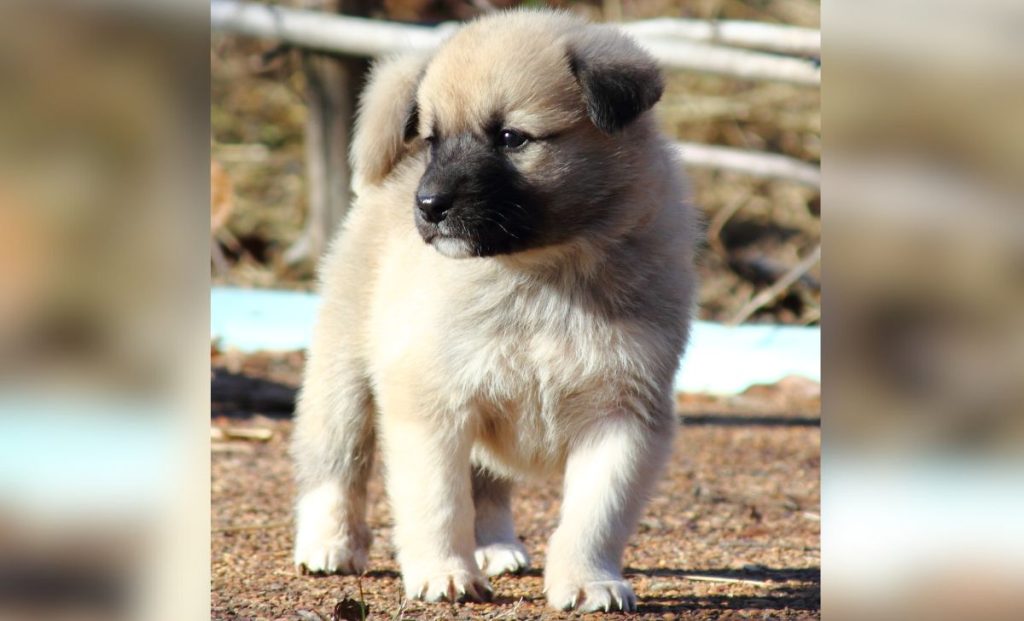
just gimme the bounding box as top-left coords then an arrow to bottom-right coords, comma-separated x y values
414,209 -> 478,258
413,193 -> 545,259
413,208 -> 455,243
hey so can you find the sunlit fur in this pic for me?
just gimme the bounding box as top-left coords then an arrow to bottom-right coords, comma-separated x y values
292,9 -> 698,612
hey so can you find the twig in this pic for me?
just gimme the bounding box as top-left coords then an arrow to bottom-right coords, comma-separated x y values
210,0 -> 820,86
682,574 -> 771,587
283,231 -> 313,265
490,598 -> 526,619
357,576 -> 367,621
728,244 -> 821,325
675,142 -> 820,187
211,426 -> 274,441
213,520 -> 291,533
389,596 -> 407,621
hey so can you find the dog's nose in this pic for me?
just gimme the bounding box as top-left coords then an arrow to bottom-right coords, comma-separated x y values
416,193 -> 453,223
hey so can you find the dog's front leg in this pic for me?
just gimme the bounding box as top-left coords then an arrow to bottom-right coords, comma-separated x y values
544,410 -> 674,612
379,403 -> 491,603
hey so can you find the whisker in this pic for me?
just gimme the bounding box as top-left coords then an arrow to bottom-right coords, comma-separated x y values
483,213 -> 519,239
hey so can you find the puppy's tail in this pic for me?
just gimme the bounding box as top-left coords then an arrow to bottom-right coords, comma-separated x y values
351,53 -> 429,192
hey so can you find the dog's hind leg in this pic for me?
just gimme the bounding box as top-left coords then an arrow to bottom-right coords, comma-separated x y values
471,466 -> 530,577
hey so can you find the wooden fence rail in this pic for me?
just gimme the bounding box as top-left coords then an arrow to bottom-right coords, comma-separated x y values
619,18 -> 819,56
211,1 -> 820,85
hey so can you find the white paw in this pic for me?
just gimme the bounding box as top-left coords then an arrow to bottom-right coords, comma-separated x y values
546,578 -> 637,612
294,530 -> 369,574
404,566 -> 492,603
293,485 -> 370,574
474,541 -> 530,577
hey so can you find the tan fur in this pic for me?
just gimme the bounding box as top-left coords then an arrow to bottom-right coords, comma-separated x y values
350,53 -> 430,193
293,9 -> 698,612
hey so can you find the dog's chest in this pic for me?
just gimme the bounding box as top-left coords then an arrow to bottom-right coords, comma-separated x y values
370,249 -> 647,416
442,280 -> 628,418
369,253 -> 656,472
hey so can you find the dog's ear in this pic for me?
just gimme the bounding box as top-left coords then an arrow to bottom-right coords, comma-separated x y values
351,53 -> 429,189
567,26 -> 664,134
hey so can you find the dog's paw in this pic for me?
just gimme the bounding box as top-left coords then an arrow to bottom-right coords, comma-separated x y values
546,578 -> 637,612
404,567 -> 493,603
293,486 -> 370,575
294,531 -> 369,575
293,515 -> 370,575
474,541 -> 530,577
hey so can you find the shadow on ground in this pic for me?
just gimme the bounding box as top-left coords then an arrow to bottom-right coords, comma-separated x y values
682,413 -> 820,427
211,367 -> 296,418
629,566 -> 820,612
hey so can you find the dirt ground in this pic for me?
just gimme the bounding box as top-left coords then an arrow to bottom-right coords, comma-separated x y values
212,352 -> 820,620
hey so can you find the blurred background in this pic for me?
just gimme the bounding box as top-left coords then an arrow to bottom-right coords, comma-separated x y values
825,1 -> 1024,619
0,2 -> 209,621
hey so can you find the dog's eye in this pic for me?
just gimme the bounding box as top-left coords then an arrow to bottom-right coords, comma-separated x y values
497,129 -> 528,149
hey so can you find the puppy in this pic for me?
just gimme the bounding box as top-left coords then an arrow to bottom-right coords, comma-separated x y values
292,9 -> 698,612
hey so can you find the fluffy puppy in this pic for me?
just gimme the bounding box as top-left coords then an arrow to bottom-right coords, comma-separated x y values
292,9 -> 698,612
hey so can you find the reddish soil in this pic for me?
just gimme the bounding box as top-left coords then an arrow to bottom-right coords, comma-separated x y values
212,352 -> 820,620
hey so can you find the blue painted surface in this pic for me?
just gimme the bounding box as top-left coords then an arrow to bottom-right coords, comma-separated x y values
212,287 -> 320,352
211,287 -> 819,394
675,320 -> 820,394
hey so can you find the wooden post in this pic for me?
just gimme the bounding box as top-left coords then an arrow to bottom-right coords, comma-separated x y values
285,0 -> 370,266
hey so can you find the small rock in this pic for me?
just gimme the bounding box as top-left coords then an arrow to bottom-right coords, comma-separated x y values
332,598 -> 368,621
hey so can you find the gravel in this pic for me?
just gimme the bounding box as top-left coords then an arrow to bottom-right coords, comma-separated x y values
212,353 -> 820,620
